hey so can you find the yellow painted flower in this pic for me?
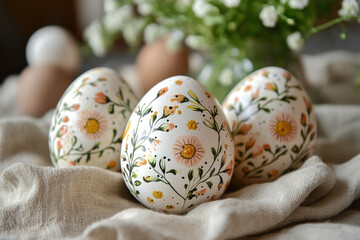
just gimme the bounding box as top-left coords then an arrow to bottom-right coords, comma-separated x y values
173,135 -> 205,167
153,191 -> 163,199
269,113 -> 298,142
107,160 -> 116,169
76,111 -> 107,140
187,120 -> 197,130
147,197 -> 154,203
165,205 -> 175,209
175,80 -> 183,85
265,82 -> 278,92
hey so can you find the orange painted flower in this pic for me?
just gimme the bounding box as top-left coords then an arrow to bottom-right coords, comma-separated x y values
309,124 -> 314,132
244,85 -> 252,92
283,71 -> 291,80
263,144 -> 271,151
237,123 -> 252,135
265,82 -> 278,92
56,140 -> 62,149
107,160 -> 116,169
252,147 -> 264,158
135,158 -> 147,167
210,195 -> 216,201
165,205 -> 175,209
95,92 -> 109,104
205,91 -> 211,98
224,159 -> 234,176
157,87 -> 168,97
242,167 -> 249,174
245,137 -> 256,149
63,116 -> 69,123
98,77 -> 107,81
76,111 -> 108,140
187,120 -> 197,130
69,161 -> 76,166
60,125 -> 68,136
301,113 -> 307,126
271,169 -> 278,177
163,105 -> 179,116
261,70 -> 269,77
175,80 -> 183,85
195,189 -> 207,196
71,104 -> 80,111
158,123 -> 175,132
170,94 -> 188,103
173,135 -> 205,167
269,113 -> 298,142
218,183 -> 223,190
147,197 -> 154,203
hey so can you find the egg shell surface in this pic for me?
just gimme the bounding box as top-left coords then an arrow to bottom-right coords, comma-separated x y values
222,67 -> 317,188
121,76 -> 235,214
49,67 -> 138,171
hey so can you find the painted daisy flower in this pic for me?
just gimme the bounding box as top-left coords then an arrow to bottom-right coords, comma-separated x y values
172,135 -> 205,167
76,111 -> 108,140
269,113 -> 298,142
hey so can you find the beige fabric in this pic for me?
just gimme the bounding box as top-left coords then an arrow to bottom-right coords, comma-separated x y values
1,74 -> 360,239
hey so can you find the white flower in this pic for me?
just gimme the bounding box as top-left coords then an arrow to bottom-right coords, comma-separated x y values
166,30 -> 185,52
338,0 -> 360,17
144,23 -> 166,44
103,0 -> 119,14
185,35 -> 205,49
286,31 -> 303,52
219,68 -> 234,86
84,20 -> 106,57
192,0 -> 218,18
288,0 -> 308,9
259,5 -> 278,28
222,0 -> 241,8
103,5 -> 133,33
123,20 -> 146,46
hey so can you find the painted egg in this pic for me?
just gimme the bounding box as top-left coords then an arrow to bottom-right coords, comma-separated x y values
222,67 -> 317,188
49,67 -> 138,171
121,76 -> 235,214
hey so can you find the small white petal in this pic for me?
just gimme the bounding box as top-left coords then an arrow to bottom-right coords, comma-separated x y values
288,0 -> 308,9
259,5 -> 278,28
286,31 -> 303,52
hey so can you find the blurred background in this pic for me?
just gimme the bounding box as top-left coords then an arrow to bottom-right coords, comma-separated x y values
1,0 -> 360,84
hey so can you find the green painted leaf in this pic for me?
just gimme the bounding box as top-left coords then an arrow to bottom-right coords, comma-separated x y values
210,168 -> 215,177
148,156 -> 156,168
247,161 -> 254,167
86,153 -> 91,163
188,169 -> 194,181
135,180 -> 141,186
92,142 -> 100,150
160,159 -> 166,173
143,176 -> 161,183
135,190 -> 140,195
211,147 -> 216,157
184,184 -> 188,189
71,136 -> 77,146
198,168 -> 203,178
132,172 -> 138,178
206,181 -> 213,189
143,107 -> 152,116
109,104 -> 114,114
167,169 -> 177,175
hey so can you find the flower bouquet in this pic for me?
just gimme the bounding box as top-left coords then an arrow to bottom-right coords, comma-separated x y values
84,0 -> 360,101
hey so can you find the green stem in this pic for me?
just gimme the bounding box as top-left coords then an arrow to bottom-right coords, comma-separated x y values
311,17 -> 346,34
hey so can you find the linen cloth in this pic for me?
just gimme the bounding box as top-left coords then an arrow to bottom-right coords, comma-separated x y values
1,61 -> 360,239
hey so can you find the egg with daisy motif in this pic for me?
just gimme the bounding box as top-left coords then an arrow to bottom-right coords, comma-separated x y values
49,67 -> 138,171
222,67 -> 317,188
121,75 -> 235,214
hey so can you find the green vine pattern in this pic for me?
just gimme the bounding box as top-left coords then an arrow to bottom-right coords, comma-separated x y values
121,88 -> 233,212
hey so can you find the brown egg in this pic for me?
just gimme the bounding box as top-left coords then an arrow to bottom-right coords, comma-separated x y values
16,65 -> 74,118
136,37 -> 189,93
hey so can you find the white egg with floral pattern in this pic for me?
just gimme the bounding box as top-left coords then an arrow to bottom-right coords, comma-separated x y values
49,67 -> 138,171
121,76 -> 235,214
222,67 -> 317,188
